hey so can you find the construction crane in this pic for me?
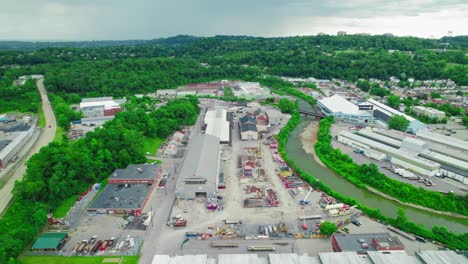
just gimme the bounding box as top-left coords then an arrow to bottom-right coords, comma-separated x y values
299,187 -> 313,205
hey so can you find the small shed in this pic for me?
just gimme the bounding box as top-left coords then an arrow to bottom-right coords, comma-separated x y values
32,232 -> 68,252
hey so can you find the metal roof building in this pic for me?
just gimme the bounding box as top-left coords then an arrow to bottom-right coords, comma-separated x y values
319,252 -> 370,264
367,99 -> 427,133
367,251 -> 421,264
268,253 -> 318,264
338,131 -> 440,176
357,128 -> 402,148
318,95 -> 374,124
176,134 -> 221,199
416,130 -> 468,152
218,254 -> 265,264
204,108 -> 231,144
415,250 -> 467,264
31,232 -> 68,251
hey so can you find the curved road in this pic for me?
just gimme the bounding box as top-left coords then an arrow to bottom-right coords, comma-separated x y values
0,78 -> 57,215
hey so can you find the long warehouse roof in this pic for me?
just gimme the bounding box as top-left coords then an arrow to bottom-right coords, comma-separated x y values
339,131 -> 440,169
416,130 -> 468,151
367,99 -> 416,121
357,129 -> 402,148
204,108 -> 230,142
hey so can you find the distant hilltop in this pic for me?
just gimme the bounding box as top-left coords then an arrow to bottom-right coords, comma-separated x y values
0,34 -> 467,51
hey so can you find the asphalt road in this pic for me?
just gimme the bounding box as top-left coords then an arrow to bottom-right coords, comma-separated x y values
0,78 -> 57,214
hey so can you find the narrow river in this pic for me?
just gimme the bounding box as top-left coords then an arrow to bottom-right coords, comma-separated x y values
286,100 -> 468,233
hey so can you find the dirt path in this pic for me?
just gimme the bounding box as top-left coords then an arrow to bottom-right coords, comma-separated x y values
0,78 -> 57,215
299,121 -> 326,167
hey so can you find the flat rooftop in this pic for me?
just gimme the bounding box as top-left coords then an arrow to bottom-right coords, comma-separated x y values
88,183 -> 152,210
319,94 -> 362,115
109,164 -> 160,181
79,97 -> 125,109
334,233 -> 392,253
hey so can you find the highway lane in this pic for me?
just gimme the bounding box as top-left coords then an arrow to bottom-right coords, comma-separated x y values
0,78 -> 57,215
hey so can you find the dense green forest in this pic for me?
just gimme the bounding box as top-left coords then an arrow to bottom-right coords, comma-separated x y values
0,97 -> 200,263
0,68 -> 41,113
1,35 -> 467,88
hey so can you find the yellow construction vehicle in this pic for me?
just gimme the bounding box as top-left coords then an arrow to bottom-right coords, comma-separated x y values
279,222 -> 288,233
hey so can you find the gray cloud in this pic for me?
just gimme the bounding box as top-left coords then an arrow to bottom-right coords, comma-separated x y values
0,0 -> 466,40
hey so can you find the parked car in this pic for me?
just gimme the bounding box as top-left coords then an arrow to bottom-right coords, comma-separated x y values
158,179 -> 167,189
163,172 -> 171,178
351,219 -> 362,226
341,227 -> 350,233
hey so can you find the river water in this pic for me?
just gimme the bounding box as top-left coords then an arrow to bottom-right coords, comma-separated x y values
286,100 -> 468,233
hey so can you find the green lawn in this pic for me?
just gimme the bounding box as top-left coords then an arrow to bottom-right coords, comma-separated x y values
53,126 -> 65,143
143,137 -> 164,156
37,105 -> 46,127
52,195 -> 78,218
18,256 -> 139,264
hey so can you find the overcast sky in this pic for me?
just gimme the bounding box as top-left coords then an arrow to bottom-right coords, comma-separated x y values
0,0 -> 467,40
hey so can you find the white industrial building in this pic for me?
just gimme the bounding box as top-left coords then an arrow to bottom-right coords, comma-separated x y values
338,131 -> 440,176
0,128 -> 34,169
204,108 -> 231,144
79,97 -> 125,118
318,95 -> 374,124
230,82 -> 271,99
367,128 -> 468,185
367,99 -> 426,133
175,134 -> 221,199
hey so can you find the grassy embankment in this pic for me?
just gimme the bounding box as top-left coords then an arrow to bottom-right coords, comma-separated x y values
18,256 -> 139,264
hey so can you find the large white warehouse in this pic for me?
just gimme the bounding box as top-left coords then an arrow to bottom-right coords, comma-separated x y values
318,95 -> 374,124
204,108 -> 231,144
